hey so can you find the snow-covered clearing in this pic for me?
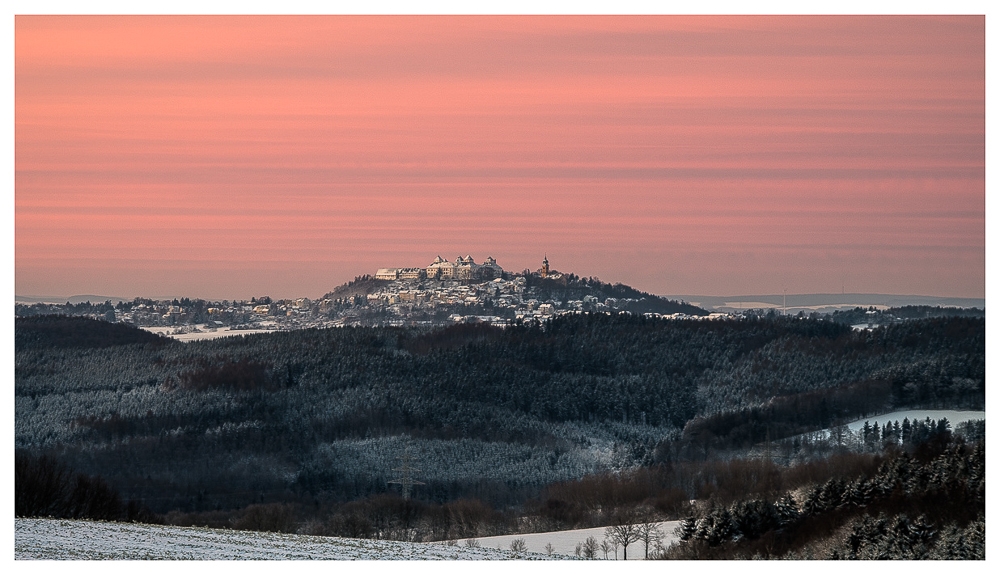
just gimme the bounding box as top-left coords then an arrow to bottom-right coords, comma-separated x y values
14,518 -> 562,560
844,409 -> 985,432
141,324 -> 280,342
455,520 -> 682,560
787,409 -> 985,444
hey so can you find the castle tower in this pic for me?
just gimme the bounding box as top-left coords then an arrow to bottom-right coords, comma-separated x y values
540,254 -> 549,278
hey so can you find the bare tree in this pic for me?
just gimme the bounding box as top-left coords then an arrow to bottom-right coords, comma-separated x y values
510,538 -> 527,554
544,542 -> 554,556
637,515 -> 664,559
604,509 -> 642,559
599,538 -> 612,559
582,535 -> 599,559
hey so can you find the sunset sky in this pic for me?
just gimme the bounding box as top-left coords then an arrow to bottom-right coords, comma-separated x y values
15,15 -> 985,300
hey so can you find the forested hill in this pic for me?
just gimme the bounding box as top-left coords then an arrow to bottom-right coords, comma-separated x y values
15,313 -> 983,517
15,314 -> 170,351
524,273 -> 708,316
320,272 -> 709,317
321,275 -> 390,301
828,305 -> 985,326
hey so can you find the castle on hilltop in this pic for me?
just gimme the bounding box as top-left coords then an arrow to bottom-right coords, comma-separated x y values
376,255 -> 504,281
375,255 -> 562,282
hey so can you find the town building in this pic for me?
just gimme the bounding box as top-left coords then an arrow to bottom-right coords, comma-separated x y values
381,255 -> 504,281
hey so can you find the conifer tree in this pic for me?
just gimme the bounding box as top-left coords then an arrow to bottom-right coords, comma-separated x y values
677,516 -> 697,541
773,493 -> 799,526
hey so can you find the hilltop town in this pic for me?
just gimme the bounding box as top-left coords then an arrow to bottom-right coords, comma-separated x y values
14,255 -> 709,335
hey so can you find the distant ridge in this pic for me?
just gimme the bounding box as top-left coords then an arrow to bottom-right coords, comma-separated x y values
15,294 -> 131,305
665,293 -> 985,313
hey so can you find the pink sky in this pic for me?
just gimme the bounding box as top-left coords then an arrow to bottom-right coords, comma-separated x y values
15,16 -> 984,300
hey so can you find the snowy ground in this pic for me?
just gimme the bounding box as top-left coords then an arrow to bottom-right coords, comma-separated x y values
455,520 -> 682,560
14,518 -> 563,560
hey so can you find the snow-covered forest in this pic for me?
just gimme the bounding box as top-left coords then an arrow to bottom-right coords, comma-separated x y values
668,439 -> 984,559
14,312 -> 984,554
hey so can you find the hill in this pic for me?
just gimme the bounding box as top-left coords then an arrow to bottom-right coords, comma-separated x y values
528,273 -> 707,316
321,272 -> 709,319
322,275 -> 391,301
14,315 -> 170,352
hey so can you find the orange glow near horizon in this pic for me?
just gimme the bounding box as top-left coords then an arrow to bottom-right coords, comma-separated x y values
16,16 -> 984,300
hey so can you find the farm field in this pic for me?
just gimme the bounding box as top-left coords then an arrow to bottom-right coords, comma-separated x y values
14,518 -> 562,560
457,520 -> 682,559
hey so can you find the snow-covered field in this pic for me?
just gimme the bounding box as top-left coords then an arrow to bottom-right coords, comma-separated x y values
141,324 -> 280,342
844,409 -> 985,432
14,518 -> 563,560
456,520 -> 682,560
